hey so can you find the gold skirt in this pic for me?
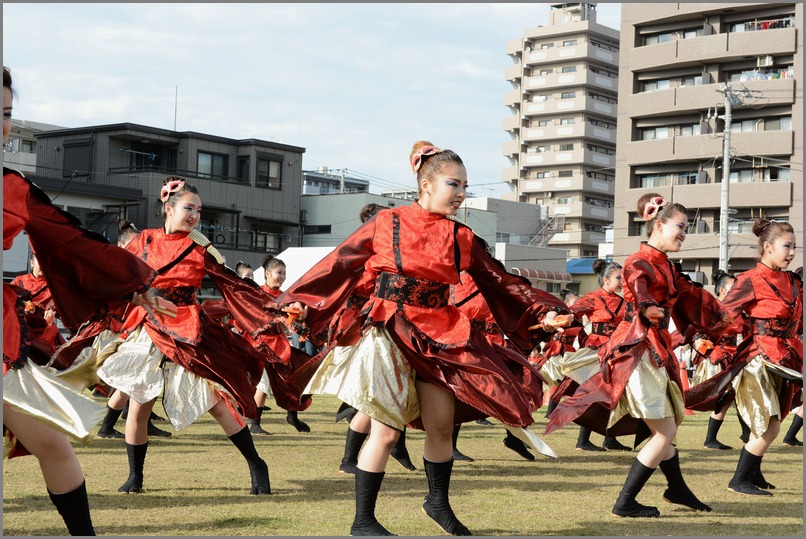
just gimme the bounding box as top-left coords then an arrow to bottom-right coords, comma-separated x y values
3,361 -> 105,459
256,368 -> 272,396
692,359 -> 723,386
732,354 -> 803,438
559,347 -> 602,385
608,350 -> 685,431
97,326 -> 233,431
537,355 -> 565,387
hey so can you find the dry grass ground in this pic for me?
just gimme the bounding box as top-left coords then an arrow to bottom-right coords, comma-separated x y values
3,395 -> 803,536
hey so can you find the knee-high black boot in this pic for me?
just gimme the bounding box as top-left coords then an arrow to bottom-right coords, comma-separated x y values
340,427 -> 368,474
611,458 -> 661,518
97,405 -> 124,438
422,458 -> 472,536
602,436 -> 632,451
737,413 -> 751,443
119,442 -> 148,493
285,410 -> 311,433
250,407 -> 270,436
451,425 -> 474,462
704,417 -> 732,450
228,426 -> 270,495
48,480 -> 96,535
391,427 -> 416,471
351,469 -> 395,536
782,415 -> 803,446
659,449 -> 712,511
748,453 -> 776,490
728,447 -> 773,496
575,426 -> 603,451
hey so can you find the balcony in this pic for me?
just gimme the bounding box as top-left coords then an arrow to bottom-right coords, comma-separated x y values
503,114 -> 521,132
506,38 -> 524,56
502,139 -> 521,157
731,130 -> 793,158
522,122 -> 615,143
524,43 -> 619,67
521,94 -> 617,118
549,229 -> 608,246
505,63 -> 523,82
519,174 -> 615,196
525,70 -> 618,93
501,165 -> 519,183
504,88 -> 522,107
552,200 -> 614,221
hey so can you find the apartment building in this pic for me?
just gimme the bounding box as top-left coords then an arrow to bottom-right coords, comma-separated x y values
302,167 -> 369,195
503,3 -> 620,258
33,123 -> 306,272
615,3 -> 803,277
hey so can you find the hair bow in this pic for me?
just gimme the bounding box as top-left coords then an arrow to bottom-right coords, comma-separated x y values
642,196 -> 668,221
411,146 -> 441,174
160,177 -> 186,202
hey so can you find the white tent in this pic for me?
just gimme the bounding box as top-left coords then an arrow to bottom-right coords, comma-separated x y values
253,246 -> 336,291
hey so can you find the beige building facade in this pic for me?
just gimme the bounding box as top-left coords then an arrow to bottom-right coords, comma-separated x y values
503,3 -> 620,258
615,3 -> 803,278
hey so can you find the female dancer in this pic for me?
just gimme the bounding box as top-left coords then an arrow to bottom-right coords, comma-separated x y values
686,219 -> 802,495
689,270 -> 743,451
3,66 -> 157,535
280,140 -> 568,536
97,177 -> 275,495
546,193 -> 729,518
556,259 -> 632,452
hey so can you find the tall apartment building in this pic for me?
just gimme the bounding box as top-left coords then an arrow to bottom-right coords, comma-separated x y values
615,3 -> 803,278
503,3 -> 620,259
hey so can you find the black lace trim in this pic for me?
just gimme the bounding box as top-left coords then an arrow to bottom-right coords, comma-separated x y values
374,272 -> 450,308
149,286 -> 197,306
470,318 -> 501,336
590,322 -> 619,336
750,317 -> 799,338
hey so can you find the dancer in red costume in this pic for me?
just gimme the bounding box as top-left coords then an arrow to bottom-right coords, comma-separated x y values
3,66 -> 157,535
686,219 -> 802,496
546,193 -> 730,518
96,177 -> 276,495
280,140 -> 569,536
547,259 -> 633,452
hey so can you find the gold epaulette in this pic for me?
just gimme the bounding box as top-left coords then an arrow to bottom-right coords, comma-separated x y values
188,229 -> 226,265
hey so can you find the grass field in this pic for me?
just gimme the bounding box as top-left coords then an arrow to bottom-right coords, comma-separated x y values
3,395 -> 803,536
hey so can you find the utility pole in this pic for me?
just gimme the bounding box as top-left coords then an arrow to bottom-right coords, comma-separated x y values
715,83 -> 739,272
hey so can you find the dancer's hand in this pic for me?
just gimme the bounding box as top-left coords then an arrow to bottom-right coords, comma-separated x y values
693,338 -> 713,355
642,305 -> 666,322
131,290 -> 160,318
283,302 -> 308,322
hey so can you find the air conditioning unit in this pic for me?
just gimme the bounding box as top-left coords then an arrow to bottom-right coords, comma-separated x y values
757,55 -> 774,68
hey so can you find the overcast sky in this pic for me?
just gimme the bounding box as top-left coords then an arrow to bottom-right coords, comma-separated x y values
3,3 -> 622,196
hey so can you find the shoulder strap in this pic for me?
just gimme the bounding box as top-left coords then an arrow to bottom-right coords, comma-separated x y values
189,229 -> 226,264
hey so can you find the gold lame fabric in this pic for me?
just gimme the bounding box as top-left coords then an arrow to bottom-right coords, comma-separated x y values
559,347 -> 602,385
732,354 -> 802,438
3,361 -> 105,458
692,359 -> 723,386
303,326 -> 419,430
608,349 -> 685,430
537,355 -> 565,387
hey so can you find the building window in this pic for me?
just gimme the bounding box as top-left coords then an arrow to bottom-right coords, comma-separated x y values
559,143 -> 574,151
62,139 -> 92,178
535,171 -> 550,179
257,157 -> 282,189
641,126 -> 670,140
561,66 -> 577,73
303,224 -> 332,234
679,124 -> 701,137
539,69 -> 553,75
560,117 -> 575,125
237,156 -> 250,182
558,170 -> 573,177
643,32 -> 674,46
641,79 -> 670,92
557,196 -> 573,204
733,119 -> 759,132
765,116 -> 792,130
537,119 -> 551,127
560,92 -> 576,99
533,94 -> 549,102
21,140 -> 37,153
680,75 -> 704,87
540,43 -> 554,50
562,39 -> 578,47
198,151 -> 228,180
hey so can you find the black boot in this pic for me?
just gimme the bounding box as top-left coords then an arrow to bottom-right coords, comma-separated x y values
737,413 -> 751,444
250,408 -> 270,436
350,469 -> 396,536
340,427 -> 368,475
544,397 -> 558,419
603,436 -> 632,451
147,419 -> 172,437
503,430 -> 534,461
228,426 -> 271,495
748,454 -> 776,490
118,442 -> 148,493
48,480 -> 96,535
390,427 -> 417,471
611,458 -> 661,518
336,402 -> 358,423
286,410 -> 311,433
120,399 -> 129,420
97,405 -> 124,439
576,426 -> 604,451
451,425 -> 474,462
782,415 -> 803,446
704,417 -> 732,450
422,458 -> 472,535
659,449 -> 712,512
728,447 -> 773,496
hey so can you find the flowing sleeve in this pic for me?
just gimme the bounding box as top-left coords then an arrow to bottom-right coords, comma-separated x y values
569,292 -> 596,320
11,173 -> 155,330
714,273 -> 755,336
671,265 -> 735,338
278,219 -> 375,337
467,235 -> 568,353
625,258 -> 660,312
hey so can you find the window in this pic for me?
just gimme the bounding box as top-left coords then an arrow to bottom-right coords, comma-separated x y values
533,94 -> 549,102
198,151 -> 228,179
535,171 -> 550,179
639,174 -> 671,188
540,43 -> 554,50
765,116 -> 792,130
559,143 -> 574,151
546,282 -> 564,294
257,156 -> 282,189
537,119 -> 551,127
642,79 -> 670,92
560,91 -> 576,99
679,124 -> 701,137
539,69 -> 553,75
584,223 -> 598,232
562,40 -> 577,47
557,196 -> 573,204
728,169 -> 754,183
644,32 -> 674,46
237,156 -> 250,182
641,127 -> 669,140
62,139 -> 92,178
682,28 -> 704,39
560,117 -> 575,125
303,225 -> 332,234
681,75 -> 703,87
558,170 -> 573,177
561,66 -> 577,73
734,119 -> 759,132
21,140 -> 36,153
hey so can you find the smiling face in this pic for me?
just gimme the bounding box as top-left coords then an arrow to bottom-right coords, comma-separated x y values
265,265 -> 286,289
602,267 -> 623,294
164,191 -> 201,234
418,162 -> 467,216
716,277 -> 736,301
762,232 -> 797,270
649,209 -> 687,253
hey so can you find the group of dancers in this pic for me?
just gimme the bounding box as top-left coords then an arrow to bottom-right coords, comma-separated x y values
4,63 -> 803,537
